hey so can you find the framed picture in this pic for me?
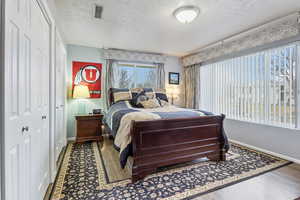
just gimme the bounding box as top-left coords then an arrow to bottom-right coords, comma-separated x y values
72,61 -> 102,98
169,72 -> 180,85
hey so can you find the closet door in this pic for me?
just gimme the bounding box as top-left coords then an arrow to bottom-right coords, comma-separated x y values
54,33 -> 67,162
31,1 -> 51,198
4,0 -> 51,199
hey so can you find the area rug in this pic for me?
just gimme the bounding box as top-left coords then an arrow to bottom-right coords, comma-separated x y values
51,142 -> 291,200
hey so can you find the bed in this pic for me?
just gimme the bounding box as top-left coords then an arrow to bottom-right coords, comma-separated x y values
104,88 -> 229,183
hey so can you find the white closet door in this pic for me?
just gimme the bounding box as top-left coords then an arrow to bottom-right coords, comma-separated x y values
5,0 -> 51,199
31,1 -> 51,197
54,33 -> 66,162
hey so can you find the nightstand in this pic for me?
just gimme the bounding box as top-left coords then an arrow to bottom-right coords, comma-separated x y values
75,114 -> 103,143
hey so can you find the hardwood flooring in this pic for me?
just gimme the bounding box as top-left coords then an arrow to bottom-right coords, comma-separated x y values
100,135 -> 131,182
100,135 -> 300,200
194,163 -> 300,200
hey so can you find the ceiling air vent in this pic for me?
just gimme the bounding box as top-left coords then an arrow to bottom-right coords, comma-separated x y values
95,5 -> 103,19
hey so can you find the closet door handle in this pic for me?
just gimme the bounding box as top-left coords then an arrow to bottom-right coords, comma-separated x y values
42,115 -> 47,120
22,126 -> 29,132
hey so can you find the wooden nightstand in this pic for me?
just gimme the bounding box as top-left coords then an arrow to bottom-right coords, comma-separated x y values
75,114 -> 103,143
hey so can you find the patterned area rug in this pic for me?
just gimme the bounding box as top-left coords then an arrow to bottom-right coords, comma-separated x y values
51,142 -> 291,200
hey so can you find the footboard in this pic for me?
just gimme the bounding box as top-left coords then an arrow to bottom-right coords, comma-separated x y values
130,114 -> 226,183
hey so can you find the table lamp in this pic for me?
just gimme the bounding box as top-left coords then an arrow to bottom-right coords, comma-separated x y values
167,86 -> 179,105
73,85 -> 90,114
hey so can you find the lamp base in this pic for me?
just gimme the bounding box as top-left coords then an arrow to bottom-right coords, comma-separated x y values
77,99 -> 88,115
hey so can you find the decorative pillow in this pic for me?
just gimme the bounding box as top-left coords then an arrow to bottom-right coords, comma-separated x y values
131,91 -> 149,108
111,88 -> 132,104
130,88 -> 143,99
143,88 -> 156,99
159,99 -> 170,107
140,98 -> 161,109
154,88 -> 169,102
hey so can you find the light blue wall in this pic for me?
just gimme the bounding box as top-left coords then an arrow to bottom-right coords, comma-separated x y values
225,119 -> 300,162
66,45 -> 106,138
66,44 -> 183,138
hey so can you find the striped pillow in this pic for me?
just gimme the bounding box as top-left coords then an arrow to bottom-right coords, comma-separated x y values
111,88 -> 132,104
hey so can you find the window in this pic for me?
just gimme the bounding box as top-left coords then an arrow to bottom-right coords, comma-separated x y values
114,62 -> 157,88
199,43 -> 298,128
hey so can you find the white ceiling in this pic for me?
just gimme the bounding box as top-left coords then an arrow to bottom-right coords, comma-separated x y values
53,0 -> 300,56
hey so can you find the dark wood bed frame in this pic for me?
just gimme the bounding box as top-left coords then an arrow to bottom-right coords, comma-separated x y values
106,88 -> 227,183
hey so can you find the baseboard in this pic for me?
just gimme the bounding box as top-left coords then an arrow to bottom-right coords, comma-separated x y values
67,137 -> 75,141
229,139 -> 300,164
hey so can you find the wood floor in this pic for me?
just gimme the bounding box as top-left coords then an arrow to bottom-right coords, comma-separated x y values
194,163 -> 300,200
101,135 -> 132,182
100,135 -> 300,200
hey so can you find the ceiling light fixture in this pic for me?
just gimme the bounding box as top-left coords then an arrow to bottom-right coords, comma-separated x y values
173,5 -> 200,24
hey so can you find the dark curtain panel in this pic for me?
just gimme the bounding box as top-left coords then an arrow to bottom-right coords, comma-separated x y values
104,59 -> 115,111
184,64 -> 200,109
156,63 -> 165,89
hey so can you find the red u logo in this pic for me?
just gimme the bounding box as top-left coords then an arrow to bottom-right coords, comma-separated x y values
81,65 -> 100,83
85,69 -> 97,81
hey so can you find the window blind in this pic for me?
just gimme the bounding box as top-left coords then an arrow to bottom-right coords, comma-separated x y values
199,43 -> 297,128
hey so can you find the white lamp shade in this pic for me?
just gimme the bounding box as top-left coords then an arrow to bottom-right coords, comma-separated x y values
73,85 -> 90,99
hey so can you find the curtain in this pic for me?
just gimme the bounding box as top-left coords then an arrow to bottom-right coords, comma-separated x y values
104,59 -> 115,111
184,64 -> 200,109
156,63 -> 165,89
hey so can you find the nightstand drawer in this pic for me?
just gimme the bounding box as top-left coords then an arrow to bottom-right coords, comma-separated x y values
77,120 -> 100,129
76,126 -> 100,136
75,114 -> 103,143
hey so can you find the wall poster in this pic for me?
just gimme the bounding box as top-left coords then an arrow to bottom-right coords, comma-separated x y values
72,61 -> 102,98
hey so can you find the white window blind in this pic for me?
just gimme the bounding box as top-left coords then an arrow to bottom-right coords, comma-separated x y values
114,62 -> 157,88
199,43 -> 297,128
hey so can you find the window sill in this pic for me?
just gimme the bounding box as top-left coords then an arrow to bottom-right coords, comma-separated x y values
225,117 -> 300,131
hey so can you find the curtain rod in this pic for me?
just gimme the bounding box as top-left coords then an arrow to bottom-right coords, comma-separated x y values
105,47 -> 164,56
108,58 -> 162,65
183,11 -> 300,58
118,60 -> 158,66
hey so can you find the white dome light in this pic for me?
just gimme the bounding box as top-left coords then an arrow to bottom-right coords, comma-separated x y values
173,6 -> 200,24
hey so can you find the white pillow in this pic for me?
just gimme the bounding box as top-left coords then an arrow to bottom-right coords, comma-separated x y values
140,98 -> 161,109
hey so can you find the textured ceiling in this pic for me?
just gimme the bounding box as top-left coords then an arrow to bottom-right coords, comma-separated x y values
53,0 -> 300,56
